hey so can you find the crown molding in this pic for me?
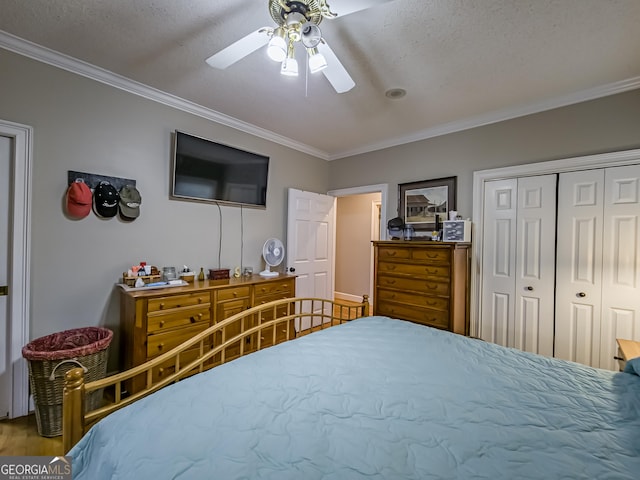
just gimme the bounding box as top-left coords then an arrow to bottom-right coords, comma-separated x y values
0,30 -> 330,160
2,30 -> 638,163
328,76 -> 640,160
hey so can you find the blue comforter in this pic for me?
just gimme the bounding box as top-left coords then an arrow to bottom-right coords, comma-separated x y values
69,316 -> 640,479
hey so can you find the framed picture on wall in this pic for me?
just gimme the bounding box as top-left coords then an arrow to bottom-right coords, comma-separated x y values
398,176 -> 457,231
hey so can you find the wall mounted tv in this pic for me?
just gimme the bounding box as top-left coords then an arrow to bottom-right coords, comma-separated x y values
171,130 -> 269,208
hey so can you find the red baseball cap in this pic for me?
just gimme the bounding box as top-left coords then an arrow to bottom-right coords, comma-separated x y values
66,180 -> 92,219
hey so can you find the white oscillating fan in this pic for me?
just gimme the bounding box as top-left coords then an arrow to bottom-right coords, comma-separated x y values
260,238 -> 285,277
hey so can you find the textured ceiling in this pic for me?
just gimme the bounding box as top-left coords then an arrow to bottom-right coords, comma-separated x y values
1,0 -> 639,160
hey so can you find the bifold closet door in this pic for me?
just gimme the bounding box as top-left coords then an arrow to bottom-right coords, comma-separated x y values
480,175 -> 556,356
555,164 -> 640,369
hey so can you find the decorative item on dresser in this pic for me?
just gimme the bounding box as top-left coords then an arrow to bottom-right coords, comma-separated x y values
119,274 -> 295,394
373,241 -> 470,335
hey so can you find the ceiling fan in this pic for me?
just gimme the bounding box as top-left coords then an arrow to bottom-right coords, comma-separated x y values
205,0 -> 392,93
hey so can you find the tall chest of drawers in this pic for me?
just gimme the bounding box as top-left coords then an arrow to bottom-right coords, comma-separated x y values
120,275 -> 295,393
373,241 -> 470,335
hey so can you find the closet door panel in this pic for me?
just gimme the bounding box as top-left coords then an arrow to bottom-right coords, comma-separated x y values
555,170 -> 604,366
599,164 -> 640,369
514,175 -> 557,356
480,179 -> 517,346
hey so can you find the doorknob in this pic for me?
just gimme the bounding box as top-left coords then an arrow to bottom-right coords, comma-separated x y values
288,267 -> 296,273
0,285 -> 7,296
525,286 -> 533,291
577,292 -> 586,298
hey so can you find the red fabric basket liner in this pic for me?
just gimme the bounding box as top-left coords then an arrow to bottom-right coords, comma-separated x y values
22,327 -> 113,361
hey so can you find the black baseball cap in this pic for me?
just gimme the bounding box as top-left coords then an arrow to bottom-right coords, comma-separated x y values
93,181 -> 119,218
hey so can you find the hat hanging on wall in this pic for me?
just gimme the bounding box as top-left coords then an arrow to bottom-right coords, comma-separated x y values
119,185 -> 142,220
65,179 -> 92,219
93,181 -> 119,218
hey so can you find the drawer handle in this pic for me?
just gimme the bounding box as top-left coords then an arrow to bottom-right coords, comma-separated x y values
158,343 -> 164,351
233,292 -> 238,297
385,279 -> 396,285
159,303 -> 165,310
159,320 -> 165,328
425,269 -> 438,274
158,367 -> 164,376
427,253 -> 438,258
386,265 -> 396,271
426,284 -> 437,290
386,251 -> 397,256
426,300 -> 437,306
198,297 -> 203,303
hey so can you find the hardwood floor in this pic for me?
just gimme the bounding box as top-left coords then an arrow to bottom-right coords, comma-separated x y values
0,414 -> 64,456
0,298 -> 368,457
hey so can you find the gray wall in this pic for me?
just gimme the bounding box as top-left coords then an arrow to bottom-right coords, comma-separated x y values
1,49 -> 329,370
328,89 -> 640,223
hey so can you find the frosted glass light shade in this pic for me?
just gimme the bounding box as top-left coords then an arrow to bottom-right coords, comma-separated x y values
308,49 -> 327,73
267,30 -> 287,62
281,57 -> 299,76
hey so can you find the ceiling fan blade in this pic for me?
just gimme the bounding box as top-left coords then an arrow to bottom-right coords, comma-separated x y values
205,28 -> 271,69
328,0 -> 394,17
317,40 -> 355,93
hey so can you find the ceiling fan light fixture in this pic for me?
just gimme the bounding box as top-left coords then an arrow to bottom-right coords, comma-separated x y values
307,48 -> 327,73
281,41 -> 298,76
267,27 -> 287,62
281,57 -> 299,76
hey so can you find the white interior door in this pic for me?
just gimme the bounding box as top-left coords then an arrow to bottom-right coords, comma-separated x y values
287,188 -> 336,329
513,175 -> 557,356
599,164 -> 640,370
480,179 -> 517,346
554,169 -> 604,367
480,175 -> 556,356
1,135 -> 11,418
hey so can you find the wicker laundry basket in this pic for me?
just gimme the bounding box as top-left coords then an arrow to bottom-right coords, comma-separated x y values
22,327 -> 113,437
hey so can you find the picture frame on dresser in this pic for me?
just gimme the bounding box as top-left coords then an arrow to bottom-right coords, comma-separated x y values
398,176 -> 457,232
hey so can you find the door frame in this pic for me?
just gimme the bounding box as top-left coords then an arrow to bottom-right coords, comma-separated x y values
471,148 -> 640,338
327,184 -> 389,303
1,119 -> 33,419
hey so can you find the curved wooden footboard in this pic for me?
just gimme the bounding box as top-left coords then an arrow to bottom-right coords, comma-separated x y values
63,295 -> 369,451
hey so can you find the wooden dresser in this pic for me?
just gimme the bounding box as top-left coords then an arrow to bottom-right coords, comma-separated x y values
120,274 -> 295,393
373,241 -> 470,335
616,338 -> 640,371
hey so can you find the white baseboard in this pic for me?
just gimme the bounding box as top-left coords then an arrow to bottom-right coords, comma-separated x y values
334,291 -> 367,303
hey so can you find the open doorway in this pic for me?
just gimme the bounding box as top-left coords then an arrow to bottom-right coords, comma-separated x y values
328,184 -> 388,311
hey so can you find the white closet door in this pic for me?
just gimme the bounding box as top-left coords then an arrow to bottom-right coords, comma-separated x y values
480,179 -> 517,346
555,169 -> 604,367
599,164 -> 640,369
514,175 -> 557,356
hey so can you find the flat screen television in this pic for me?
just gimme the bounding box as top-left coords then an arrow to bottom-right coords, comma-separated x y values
171,130 -> 269,208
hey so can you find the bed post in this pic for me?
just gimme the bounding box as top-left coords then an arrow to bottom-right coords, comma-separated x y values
361,295 -> 370,317
63,367 -> 86,453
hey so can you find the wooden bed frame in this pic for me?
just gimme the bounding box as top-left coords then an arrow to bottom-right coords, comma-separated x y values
62,296 -> 369,452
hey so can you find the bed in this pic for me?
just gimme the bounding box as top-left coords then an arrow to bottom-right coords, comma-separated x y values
63,297 -> 640,479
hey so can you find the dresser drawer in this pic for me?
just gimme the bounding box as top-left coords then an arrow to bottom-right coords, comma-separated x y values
377,302 -> 450,329
377,275 -> 450,296
255,280 -> 295,299
147,292 -> 210,313
152,345 -> 211,383
411,249 -> 451,264
377,289 -> 449,311
377,247 -> 411,261
147,304 -> 210,333
216,286 -> 251,301
146,323 -> 209,358
377,262 -> 449,279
